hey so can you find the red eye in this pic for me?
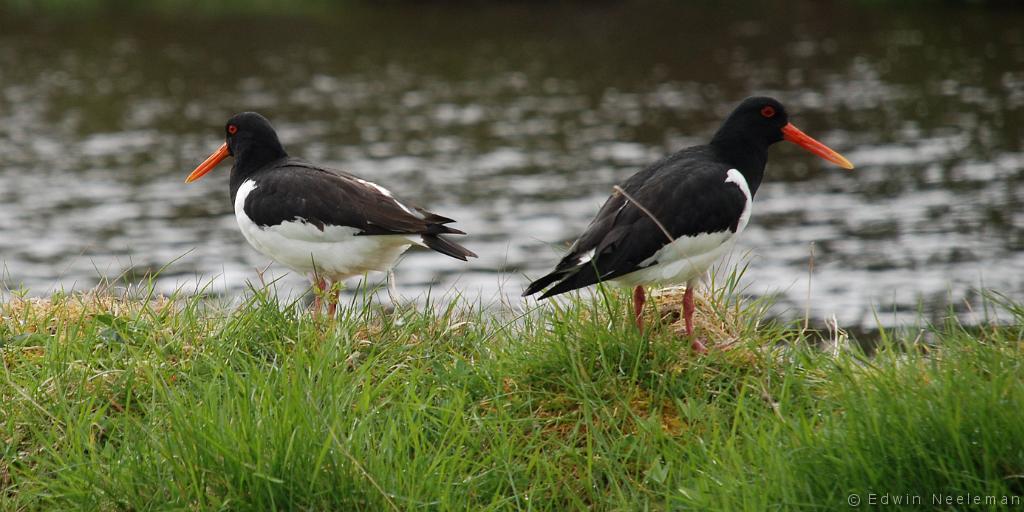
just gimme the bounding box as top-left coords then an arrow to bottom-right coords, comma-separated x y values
760,106 -> 776,118
227,124 -> 238,135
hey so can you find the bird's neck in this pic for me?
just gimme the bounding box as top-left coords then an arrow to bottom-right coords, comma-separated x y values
229,168 -> 247,205
235,140 -> 287,173
709,134 -> 768,196
229,146 -> 287,203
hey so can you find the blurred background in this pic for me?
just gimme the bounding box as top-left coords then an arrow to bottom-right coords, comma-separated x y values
0,0 -> 1021,329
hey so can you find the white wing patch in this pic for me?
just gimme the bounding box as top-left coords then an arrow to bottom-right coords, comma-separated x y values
356,178 -> 421,218
576,248 -> 596,266
356,177 -> 394,198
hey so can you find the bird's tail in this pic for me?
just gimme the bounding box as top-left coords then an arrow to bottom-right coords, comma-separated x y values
421,234 -> 477,261
523,262 -> 604,299
522,270 -> 565,297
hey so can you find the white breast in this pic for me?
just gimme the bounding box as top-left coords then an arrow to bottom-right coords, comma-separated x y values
725,168 -> 753,233
233,179 -> 415,281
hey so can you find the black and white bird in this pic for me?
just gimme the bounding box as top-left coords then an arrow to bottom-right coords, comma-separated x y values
186,112 -> 476,315
523,97 -> 853,348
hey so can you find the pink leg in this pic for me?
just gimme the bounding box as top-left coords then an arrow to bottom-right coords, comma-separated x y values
311,276 -> 327,316
682,286 -> 694,336
683,286 -> 707,353
633,285 -> 646,333
327,279 -> 339,318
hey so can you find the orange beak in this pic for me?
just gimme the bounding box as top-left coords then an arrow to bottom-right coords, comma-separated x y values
782,123 -> 854,170
185,143 -> 231,183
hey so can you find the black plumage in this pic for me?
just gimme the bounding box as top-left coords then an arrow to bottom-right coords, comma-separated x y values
524,146 -> 750,298
523,96 -> 853,340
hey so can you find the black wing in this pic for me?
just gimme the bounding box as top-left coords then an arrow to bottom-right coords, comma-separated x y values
524,147 -> 747,298
244,160 -> 476,260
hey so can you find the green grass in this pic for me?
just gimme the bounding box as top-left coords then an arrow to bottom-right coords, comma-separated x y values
1,279 -> 1023,510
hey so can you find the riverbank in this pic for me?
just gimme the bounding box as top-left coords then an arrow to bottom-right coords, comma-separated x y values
2,282 -> 1022,510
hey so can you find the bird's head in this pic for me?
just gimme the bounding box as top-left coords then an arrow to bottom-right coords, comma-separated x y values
185,111 -> 287,183
714,96 -> 853,170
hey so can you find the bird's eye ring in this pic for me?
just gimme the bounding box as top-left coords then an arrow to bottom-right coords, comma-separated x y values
760,106 -> 776,118
227,124 -> 238,135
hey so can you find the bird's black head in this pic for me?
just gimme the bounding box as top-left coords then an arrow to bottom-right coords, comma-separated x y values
710,96 -> 853,172
711,96 -> 789,149
185,111 -> 288,184
224,111 -> 287,164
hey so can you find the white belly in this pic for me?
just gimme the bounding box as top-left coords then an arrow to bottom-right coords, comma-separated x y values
234,180 -> 414,281
611,230 -> 738,288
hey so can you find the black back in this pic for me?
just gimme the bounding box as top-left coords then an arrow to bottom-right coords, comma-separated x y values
240,158 -> 461,237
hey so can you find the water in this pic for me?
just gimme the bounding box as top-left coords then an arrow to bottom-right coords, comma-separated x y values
1,1 -> 1022,329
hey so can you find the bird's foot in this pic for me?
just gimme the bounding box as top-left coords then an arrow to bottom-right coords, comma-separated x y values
690,336 -> 709,354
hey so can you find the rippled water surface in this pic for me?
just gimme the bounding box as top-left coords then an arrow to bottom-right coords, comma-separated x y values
1,1 -> 1022,328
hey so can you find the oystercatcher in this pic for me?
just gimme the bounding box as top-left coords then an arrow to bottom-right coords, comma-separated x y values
185,112 -> 476,315
523,97 -> 853,348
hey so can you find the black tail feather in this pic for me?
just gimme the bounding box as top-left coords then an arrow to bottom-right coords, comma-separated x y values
522,271 -> 565,297
538,265 -> 602,299
421,234 -> 477,261
524,263 -> 604,299
423,217 -> 466,236
414,207 -> 457,225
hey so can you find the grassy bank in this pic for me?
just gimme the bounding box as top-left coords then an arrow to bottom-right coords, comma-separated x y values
2,281 -> 1023,510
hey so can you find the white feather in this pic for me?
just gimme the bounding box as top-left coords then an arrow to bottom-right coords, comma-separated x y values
724,168 -> 753,232
356,178 -> 421,218
577,248 -> 596,265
